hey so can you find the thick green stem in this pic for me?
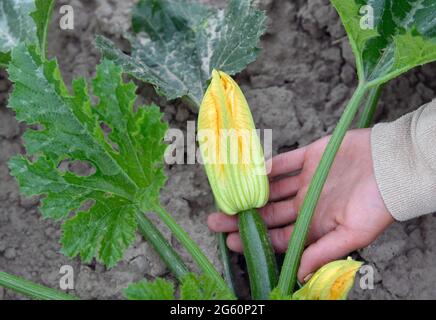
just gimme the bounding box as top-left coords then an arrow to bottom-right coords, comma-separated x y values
218,233 -> 236,296
357,85 -> 383,129
153,205 -> 228,290
278,82 -> 368,295
239,209 -> 278,300
40,0 -> 55,61
31,0 -> 55,61
0,271 -> 78,300
136,212 -> 190,280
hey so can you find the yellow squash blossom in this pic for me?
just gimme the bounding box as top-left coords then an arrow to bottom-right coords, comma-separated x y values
198,70 -> 269,215
292,258 -> 363,300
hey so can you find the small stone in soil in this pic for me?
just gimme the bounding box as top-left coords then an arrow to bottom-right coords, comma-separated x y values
4,248 -> 17,260
19,196 -> 40,209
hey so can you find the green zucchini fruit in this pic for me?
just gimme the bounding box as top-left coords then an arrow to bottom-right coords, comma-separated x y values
239,209 -> 278,300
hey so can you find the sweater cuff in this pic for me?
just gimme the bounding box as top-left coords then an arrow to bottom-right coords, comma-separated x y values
371,104 -> 436,221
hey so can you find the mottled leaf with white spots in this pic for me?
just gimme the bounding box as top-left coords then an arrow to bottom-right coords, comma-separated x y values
332,0 -> 436,84
0,0 -> 36,65
96,0 -> 266,107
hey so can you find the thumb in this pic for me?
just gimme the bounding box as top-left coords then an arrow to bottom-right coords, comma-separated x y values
297,226 -> 364,282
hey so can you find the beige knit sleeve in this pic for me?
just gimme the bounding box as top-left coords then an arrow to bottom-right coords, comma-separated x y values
371,99 -> 436,221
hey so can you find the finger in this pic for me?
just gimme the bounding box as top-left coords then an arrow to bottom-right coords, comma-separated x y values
268,225 -> 294,253
269,224 -> 318,253
268,225 -> 318,253
226,232 -> 243,253
228,223 -> 315,254
259,199 -> 298,228
269,175 -> 300,201
207,213 -> 238,233
297,226 -> 365,282
267,147 -> 306,178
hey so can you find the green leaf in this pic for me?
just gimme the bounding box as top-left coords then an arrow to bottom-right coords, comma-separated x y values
0,0 -> 37,64
7,44 -> 169,267
331,0 -> 436,85
125,274 -> 235,300
0,52 -> 10,67
124,278 -> 175,300
180,274 -> 235,300
96,0 -> 266,107
0,0 -> 54,66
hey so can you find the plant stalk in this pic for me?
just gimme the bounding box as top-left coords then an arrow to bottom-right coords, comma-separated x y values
40,0 -> 55,61
136,212 -> 190,280
218,233 -> 236,296
31,0 -> 55,61
357,85 -> 383,129
153,204 -> 229,290
277,82 -> 368,295
0,271 -> 79,300
239,209 -> 278,299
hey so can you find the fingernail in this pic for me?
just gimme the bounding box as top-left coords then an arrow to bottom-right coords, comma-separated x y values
303,273 -> 314,283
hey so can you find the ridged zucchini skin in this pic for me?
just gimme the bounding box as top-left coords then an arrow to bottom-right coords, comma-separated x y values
239,209 -> 278,300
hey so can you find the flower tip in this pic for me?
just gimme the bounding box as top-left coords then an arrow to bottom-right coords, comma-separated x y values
293,258 -> 363,300
211,69 -> 221,79
199,69 -> 269,215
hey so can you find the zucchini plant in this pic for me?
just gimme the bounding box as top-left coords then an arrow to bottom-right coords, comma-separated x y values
1,0 -> 436,301
0,0 -> 269,300
2,0 -> 196,284
196,70 -> 278,299
276,0 -> 436,295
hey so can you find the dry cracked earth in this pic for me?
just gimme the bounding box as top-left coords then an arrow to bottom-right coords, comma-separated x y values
1,0 -> 436,299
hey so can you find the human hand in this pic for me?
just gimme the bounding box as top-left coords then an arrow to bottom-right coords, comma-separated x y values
208,129 -> 394,282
